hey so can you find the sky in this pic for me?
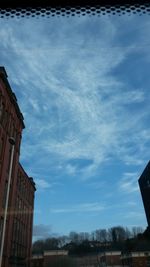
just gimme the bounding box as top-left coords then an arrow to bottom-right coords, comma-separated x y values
0,12 -> 150,241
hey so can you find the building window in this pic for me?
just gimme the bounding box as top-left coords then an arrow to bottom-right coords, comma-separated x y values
11,123 -> 16,139
0,95 -> 2,120
0,103 -> 9,130
2,109 -> 8,129
147,179 -> 150,187
0,137 -> 4,161
0,102 -> 4,124
7,146 -> 13,174
17,133 -> 21,153
2,180 -> 8,209
0,217 -> 4,244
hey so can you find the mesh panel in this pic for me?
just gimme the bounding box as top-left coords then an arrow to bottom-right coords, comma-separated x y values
0,3 -> 150,18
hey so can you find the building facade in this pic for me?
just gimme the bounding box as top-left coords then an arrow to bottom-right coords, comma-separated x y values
99,251 -> 122,267
0,66 -> 36,267
138,161 -> 150,229
121,251 -> 150,267
31,250 -> 123,267
31,250 -> 69,267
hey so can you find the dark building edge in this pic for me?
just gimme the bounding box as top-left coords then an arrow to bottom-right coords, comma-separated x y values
19,162 -> 36,191
138,161 -> 150,231
0,66 -> 25,129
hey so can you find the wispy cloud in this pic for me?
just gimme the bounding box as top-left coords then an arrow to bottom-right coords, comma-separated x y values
34,179 -> 52,189
124,211 -> 145,219
0,17 -> 149,181
0,15 -> 149,233
119,172 -> 139,194
126,201 -> 137,207
50,202 -> 106,213
65,164 -> 77,176
87,181 -> 106,190
33,224 -> 52,240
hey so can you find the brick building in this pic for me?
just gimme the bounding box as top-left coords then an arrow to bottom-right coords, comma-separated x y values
138,161 -> 150,229
31,250 -> 102,267
99,250 -> 122,266
0,66 -> 36,267
121,251 -> 150,267
31,250 -> 69,267
32,250 -> 122,267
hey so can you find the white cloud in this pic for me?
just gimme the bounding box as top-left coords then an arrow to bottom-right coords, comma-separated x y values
123,157 -> 145,166
1,15 -> 150,234
124,211 -> 145,219
0,16 -> 149,181
87,181 -> 106,190
33,224 -> 52,239
119,172 -> 139,194
50,202 -> 105,213
35,179 -> 51,189
126,201 -> 137,206
65,164 -> 77,176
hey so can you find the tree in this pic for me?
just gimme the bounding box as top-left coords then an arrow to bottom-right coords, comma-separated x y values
108,226 -> 127,243
90,231 -> 96,241
58,235 -> 69,248
124,227 -> 132,239
32,239 -> 44,254
44,237 -> 59,250
78,232 -> 90,242
131,226 -> 144,238
94,229 -> 108,242
99,229 -> 108,242
69,231 -> 80,244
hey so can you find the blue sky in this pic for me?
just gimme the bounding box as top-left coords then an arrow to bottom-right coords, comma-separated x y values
0,13 -> 150,240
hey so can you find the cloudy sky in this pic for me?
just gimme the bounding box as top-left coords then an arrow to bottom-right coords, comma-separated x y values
0,12 -> 150,240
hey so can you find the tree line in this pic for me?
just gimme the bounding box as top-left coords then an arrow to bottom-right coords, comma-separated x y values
32,225 -> 144,254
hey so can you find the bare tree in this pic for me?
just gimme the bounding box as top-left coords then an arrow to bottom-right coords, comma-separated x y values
94,229 -> 108,242
44,237 -> 59,250
90,231 -> 96,241
32,239 -> 44,254
108,226 -> 127,243
78,232 -> 90,242
125,227 -> 132,239
131,226 -> 144,238
58,235 -> 69,247
69,231 -> 80,244
99,229 -> 108,242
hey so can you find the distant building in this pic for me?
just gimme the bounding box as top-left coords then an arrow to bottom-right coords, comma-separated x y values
31,249 -> 150,267
138,161 -> 150,229
31,254 -> 43,267
121,251 -> 150,267
32,250 -> 122,267
31,250 -> 102,267
0,66 -> 36,267
99,250 -> 122,267
31,250 -> 69,267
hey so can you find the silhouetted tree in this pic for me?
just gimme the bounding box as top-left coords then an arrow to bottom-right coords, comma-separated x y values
90,231 -> 96,241
108,226 -> 127,243
58,235 -> 69,247
69,231 -> 80,244
78,232 -> 90,242
32,225 -> 146,255
95,229 -> 108,242
131,226 -> 144,238
44,237 -> 59,250
32,240 -> 44,254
